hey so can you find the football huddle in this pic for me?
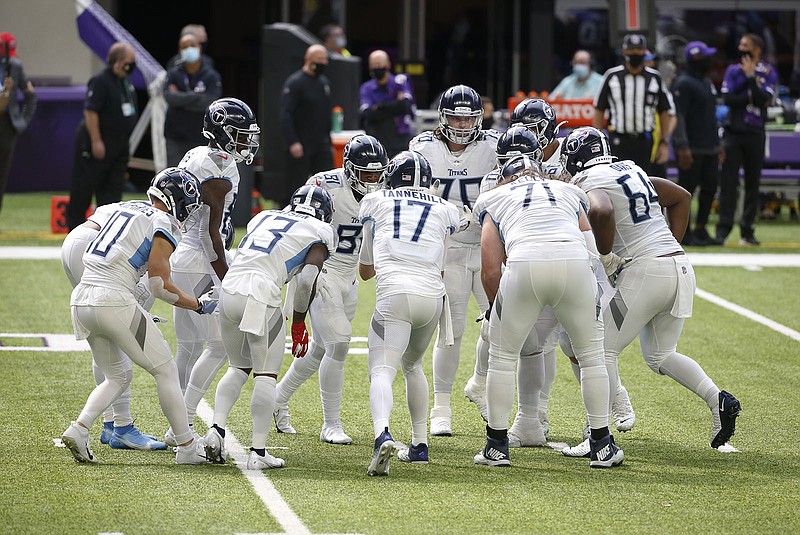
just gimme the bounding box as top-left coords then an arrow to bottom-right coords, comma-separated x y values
59,85 -> 740,477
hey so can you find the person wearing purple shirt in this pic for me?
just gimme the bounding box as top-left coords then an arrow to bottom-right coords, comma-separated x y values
716,33 -> 778,246
359,50 -> 415,159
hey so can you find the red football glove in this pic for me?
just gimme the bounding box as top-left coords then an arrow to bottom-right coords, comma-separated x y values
291,322 -> 309,358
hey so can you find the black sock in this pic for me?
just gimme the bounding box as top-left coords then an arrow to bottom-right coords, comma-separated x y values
487,425 -> 507,440
212,424 -> 226,438
250,447 -> 266,457
590,426 -> 610,440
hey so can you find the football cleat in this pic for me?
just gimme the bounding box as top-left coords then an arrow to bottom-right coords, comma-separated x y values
398,442 -> 429,464
430,406 -> 453,437
562,438 -> 591,458
367,428 -> 396,476
62,422 -> 98,464
100,421 -> 115,445
589,434 -> 624,468
203,426 -> 227,464
175,438 -> 211,465
507,415 -> 547,448
247,448 -> 285,470
711,390 -> 741,449
464,377 -> 488,422
273,406 -> 296,434
108,424 -> 167,450
474,435 -> 511,467
582,420 -> 590,441
320,425 -> 353,445
538,408 -> 550,439
613,385 -> 636,432
163,426 -> 177,448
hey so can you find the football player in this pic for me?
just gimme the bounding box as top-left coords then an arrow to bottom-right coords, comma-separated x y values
61,205 -> 166,451
203,185 -> 337,470
473,155 -> 622,468
561,127 -> 740,456
165,97 -> 260,446
409,84 -> 498,436
61,168 -> 215,465
358,150 -> 462,476
273,134 -> 388,444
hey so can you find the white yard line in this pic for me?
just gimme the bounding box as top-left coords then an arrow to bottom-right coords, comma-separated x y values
694,289 -> 800,342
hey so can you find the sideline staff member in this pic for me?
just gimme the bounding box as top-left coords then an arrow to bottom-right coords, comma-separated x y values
67,42 -> 138,230
593,34 -> 675,174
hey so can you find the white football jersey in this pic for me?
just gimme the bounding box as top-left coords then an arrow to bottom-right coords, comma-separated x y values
572,160 -> 679,258
474,177 -> 587,262
86,204 -> 117,228
223,210 -> 337,308
177,146 -> 240,253
409,130 -> 498,244
306,169 -> 363,277
79,201 -> 180,293
359,187 -> 460,300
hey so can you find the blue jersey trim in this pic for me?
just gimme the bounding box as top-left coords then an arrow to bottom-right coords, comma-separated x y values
128,237 -> 153,271
154,228 -> 177,249
285,240 -> 323,275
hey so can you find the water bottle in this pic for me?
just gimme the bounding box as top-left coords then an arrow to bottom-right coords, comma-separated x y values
332,106 -> 344,133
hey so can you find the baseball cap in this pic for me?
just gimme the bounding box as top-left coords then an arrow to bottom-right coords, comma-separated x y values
622,33 -> 647,50
0,32 -> 17,57
684,40 -> 717,60
644,50 -> 658,62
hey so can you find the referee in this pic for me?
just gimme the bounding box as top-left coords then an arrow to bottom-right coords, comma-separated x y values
593,34 -> 675,174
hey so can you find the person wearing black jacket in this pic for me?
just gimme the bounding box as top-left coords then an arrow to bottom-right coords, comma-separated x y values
716,34 -> 778,246
278,44 -> 333,204
672,41 -> 722,246
164,33 -> 222,165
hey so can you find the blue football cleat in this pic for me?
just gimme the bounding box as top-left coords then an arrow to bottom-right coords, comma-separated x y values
100,421 -> 115,445
367,428 -> 395,476
589,433 -> 624,468
398,442 -> 429,464
474,434 -> 511,467
711,390 -> 741,449
109,424 -> 167,450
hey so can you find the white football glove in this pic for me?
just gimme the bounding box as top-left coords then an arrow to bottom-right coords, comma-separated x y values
195,289 -> 219,315
599,252 -> 632,287
476,305 -> 492,342
458,205 -> 473,232
429,179 -> 442,197
133,280 -> 153,309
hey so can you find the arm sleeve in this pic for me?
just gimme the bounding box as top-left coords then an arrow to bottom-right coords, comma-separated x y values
358,217 -> 374,265
278,78 -> 300,146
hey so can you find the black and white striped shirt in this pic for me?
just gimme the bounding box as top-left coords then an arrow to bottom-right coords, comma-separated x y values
594,65 -> 675,135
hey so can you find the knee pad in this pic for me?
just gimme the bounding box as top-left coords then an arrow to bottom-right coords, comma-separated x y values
488,351 -> 517,374
327,341 -> 350,363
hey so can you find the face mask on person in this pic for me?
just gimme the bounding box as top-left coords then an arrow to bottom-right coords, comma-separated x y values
573,63 -> 590,78
370,67 -> 387,80
122,61 -> 136,74
690,57 -> 713,74
311,62 -> 327,76
334,36 -> 347,49
181,46 -> 201,64
738,49 -> 752,60
625,54 -> 644,68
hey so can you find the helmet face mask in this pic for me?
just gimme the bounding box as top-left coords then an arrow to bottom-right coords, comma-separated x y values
203,98 -> 261,165
438,85 -> 483,145
560,126 -> 615,179
342,135 -> 388,197
147,167 -> 203,227
510,98 -> 559,148
385,150 -> 433,190
290,185 -> 335,223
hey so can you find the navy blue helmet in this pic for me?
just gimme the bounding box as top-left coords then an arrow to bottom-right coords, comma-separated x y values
385,150 -> 433,190
290,185 -> 335,223
147,167 -> 202,222
438,84 -> 483,145
203,97 -> 260,165
560,126 -> 615,178
510,98 -> 560,148
343,134 -> 389,196
496,126 -> 543,167
499,155 -> 543,185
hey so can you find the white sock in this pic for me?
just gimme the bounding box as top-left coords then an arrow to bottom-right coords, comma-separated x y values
151,361 -> 193,445
403,361 -> 429,446
175,338 -> 204,393
92,359 -> 115,423
517,353 -> 544,419
184,344 -> 227,425
432,392 -> 451,413
275,340 -> 324,406
474,335 -> 489,378
319,341 -> 348,426
486,369 -> 516,431
579,360 -> 610,430
658,352 -> 720,408
539,346 -> 556,414
370,366 -> 397,438
213,367 -> 249,429
251,375 -> 276,450
433,335 -> 462,395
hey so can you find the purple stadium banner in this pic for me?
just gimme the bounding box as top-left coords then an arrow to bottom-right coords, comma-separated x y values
75,0 -> 164,90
